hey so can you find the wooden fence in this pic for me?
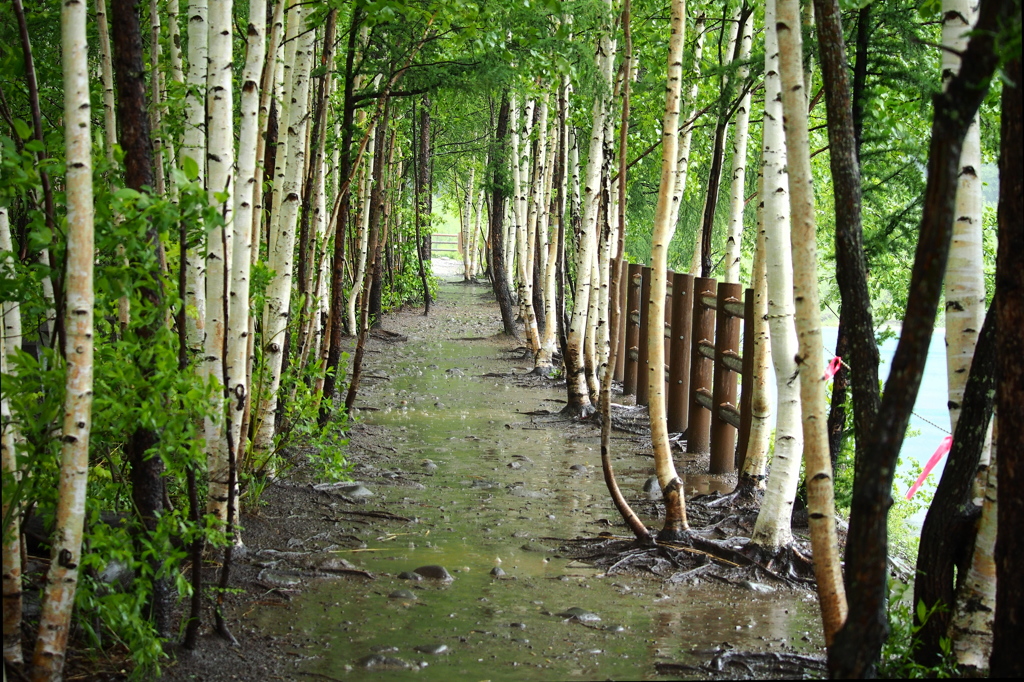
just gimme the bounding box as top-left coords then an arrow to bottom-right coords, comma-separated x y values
613,265 -> 755,475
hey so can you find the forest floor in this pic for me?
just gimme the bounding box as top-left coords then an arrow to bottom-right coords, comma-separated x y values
158,262 -> 828,681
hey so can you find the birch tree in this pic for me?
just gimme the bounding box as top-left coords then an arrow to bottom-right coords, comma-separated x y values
750,0 -> 803,552
204,0 -> 235,521
256,2 -> 313,455
723,6 -> 754,283
1,207 -> 22,666
562,2 -> 615,417
776,0 -> 847,644
30,0 -> 93,672
648,0 -> 689,541
182,0 -> 208,351
226,0 -> 266,470
942,0 -> 986,438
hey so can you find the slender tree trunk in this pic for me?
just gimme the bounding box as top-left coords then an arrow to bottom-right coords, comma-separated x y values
29,0 -> 93,674
204,0 -> 235,522
989,52 -> 1021,681
674,13 -> 705,262
182,0 -> 208,352
489,95 -> 518,338
256,1 -> 313,454
649,0 -> 689,541
415,95 -> 433,314
462,167 -> 476,281
942,0 -> 986,440
831,0 -> 1010,674
737,169 -> 771,490
347,114 -> 377,335
723,6 -> 753,282
320,7 -> 363,423
950,453 -> 998,670
225,0 -> 265,481
345,98 -> 391,413
1,208 -> 23,666
777,0 -> 847,644
599,0 -> 648,541
751,0 -> 802,551
563,11 -> 615,418
149,0 -> 165,196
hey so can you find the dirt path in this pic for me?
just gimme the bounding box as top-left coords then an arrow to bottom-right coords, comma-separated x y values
163,275 -> 825,681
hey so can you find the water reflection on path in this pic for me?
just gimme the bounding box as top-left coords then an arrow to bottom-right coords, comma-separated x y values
253,282 -> 824,680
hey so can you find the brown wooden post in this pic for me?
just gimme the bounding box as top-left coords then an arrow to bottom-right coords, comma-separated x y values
636,265 -> 653,406
623,263 -> 643,396
736,288 -> 755,472
709,282 -> 743,474
614,261 -> 629,382
688,277 -> 717,455
668,273 -> 693,433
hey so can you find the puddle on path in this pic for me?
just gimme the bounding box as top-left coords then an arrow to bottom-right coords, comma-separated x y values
252,282 -> 824,680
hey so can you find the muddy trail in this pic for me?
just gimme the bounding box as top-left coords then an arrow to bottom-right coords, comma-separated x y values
164,274 -> 826,681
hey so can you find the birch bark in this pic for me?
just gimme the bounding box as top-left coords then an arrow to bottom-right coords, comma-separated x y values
739,168 -> 772,489
563,6 -> 615,417
776,0 -> 847,643
750,0 -> 803,551
30,1 -> 93,673
942,0 -> 986,442
1,207 -> 22,666
204,0 -> 235,521
256,2 -> 313,455
649,0 -> 689,540
226,0 -> 266,466
182,0 -> 207,352
723,8 -> 754,282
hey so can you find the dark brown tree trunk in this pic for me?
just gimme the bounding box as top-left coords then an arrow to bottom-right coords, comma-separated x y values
991,54 -> 1023,679
913,300 -> 995,666
345,97 -> 390,413
830,0 -> 1010,675
699,121 -> 727,278
489,94 -> 518,337
320,8 -> 362,426
824,2 -> 871,471
12,0 -> 63,353
415,96 -> 433,314
109,0 -> 171,638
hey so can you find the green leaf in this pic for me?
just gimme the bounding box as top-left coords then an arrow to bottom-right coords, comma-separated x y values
13,118 -> 31,141
182,155 -> 200,181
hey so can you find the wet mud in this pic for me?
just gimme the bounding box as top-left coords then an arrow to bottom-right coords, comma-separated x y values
163,276 -> 826,681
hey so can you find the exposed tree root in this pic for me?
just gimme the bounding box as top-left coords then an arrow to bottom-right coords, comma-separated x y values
656,650 -> 826,679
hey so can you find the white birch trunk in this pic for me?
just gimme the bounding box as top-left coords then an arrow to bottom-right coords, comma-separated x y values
776,0 -> 847,643
942,0 -> 986,444
149,0 -> 165,196
203,0 -> 235,521
674,13 -> 705,261
31,4 -> 93,673
96,0 -> 117,162
740,168 -> 772,485
751,0 -> 803,551
255,2 -> 313,455
538,95 -> 560,368
347,118 -> 378,335
1,207 -> 23,666
166,0 -> 184,197
949,452 -> 998,669
462,166 -> 476,280
648,0 -> 689,538
183,0 -> 208,352
226,0 -> 265,467
565,12 -> 615,414
723,9 -> 753,283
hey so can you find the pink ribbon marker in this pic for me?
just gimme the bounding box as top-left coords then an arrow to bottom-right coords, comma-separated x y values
823,356 -> 842,381
906,435 -> 953,500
